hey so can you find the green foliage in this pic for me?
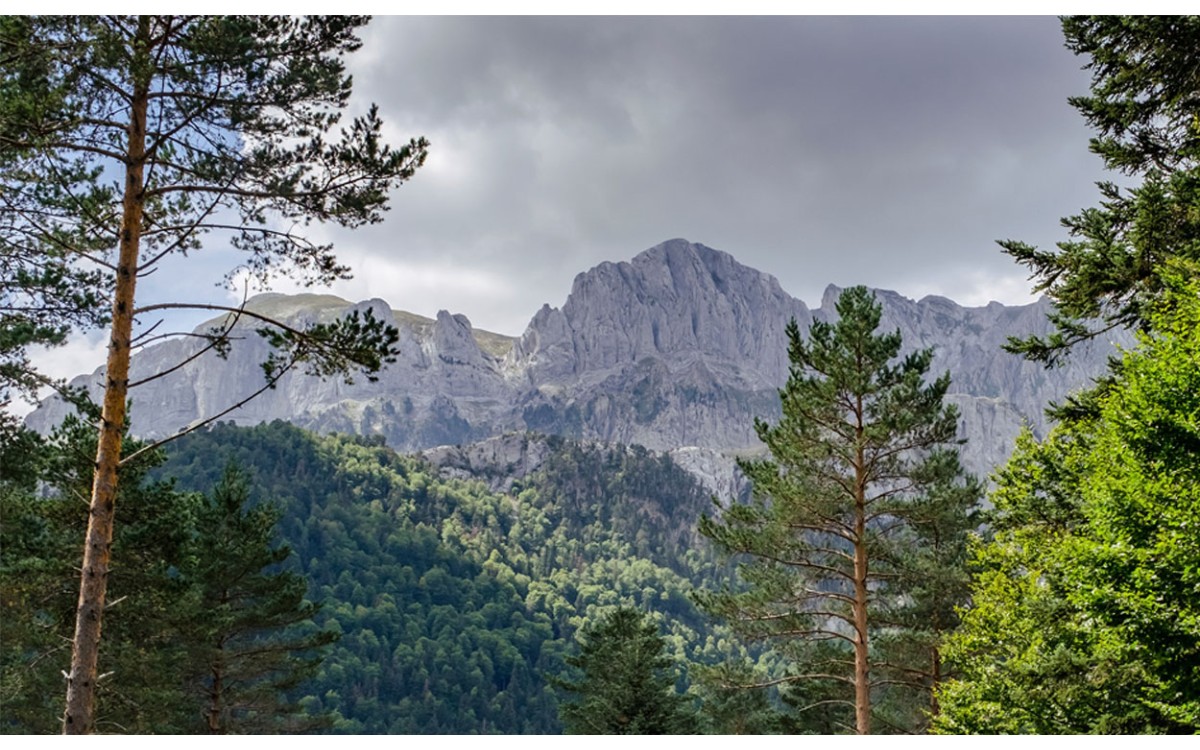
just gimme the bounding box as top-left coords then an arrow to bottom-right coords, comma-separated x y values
180,466 -> 337,733
155,422 -> 753,734
0,19 -> 109,408
0,258 -> 106,407
553,607 -> 695,734
697,286 -> 980,734
2,417 -> 197,733
689,659 -> 795,735
0,420 -> 332,734
937,276 -> 1200,734
1002,16 -> 1200,368
254,308 -> 400,385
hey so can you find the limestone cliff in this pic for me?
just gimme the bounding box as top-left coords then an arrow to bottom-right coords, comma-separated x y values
27,239 -> 1128,485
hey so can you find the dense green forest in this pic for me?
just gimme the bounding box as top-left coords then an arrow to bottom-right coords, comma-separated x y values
160,422 -> 729,733
3,419 -> 774,733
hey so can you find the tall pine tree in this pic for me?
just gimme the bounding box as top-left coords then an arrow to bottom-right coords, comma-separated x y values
698,286 -> 980,734
0,16 -> 426,731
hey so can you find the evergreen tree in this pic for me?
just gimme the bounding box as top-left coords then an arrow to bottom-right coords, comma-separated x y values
697,286 -> 980,734
1,423 -> 332,733
0,16 -> 426,731
1,415 -> 196,733
553,607 -> 695,734
1002,16 -> 1200,368
180,465 -> 336,734
692,659 -> 794,734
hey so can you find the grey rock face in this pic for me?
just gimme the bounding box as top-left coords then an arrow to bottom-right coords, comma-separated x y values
525,239 -> 810,391
27,239 -> 1127,489
421,432 -> 554,493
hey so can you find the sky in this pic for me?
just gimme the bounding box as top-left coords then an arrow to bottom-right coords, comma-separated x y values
18,15 -> 1117,413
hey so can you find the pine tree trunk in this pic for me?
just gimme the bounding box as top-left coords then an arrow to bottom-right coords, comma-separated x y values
853,402 -> 871,735
62,18 -> 150,733
853,533 -> 870,734
207,660 -> 224,733
929,645 -> 942,719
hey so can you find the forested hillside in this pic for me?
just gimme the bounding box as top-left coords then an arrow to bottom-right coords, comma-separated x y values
156,422 -> 736,733
6,15 -> 1198,736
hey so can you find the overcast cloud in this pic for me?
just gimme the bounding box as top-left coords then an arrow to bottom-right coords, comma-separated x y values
19,15 -> 1117,411
283,15 -> 1107,334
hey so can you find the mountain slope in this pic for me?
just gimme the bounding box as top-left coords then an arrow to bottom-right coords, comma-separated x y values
154,422 -> 722,733
27,239 -> 1128,478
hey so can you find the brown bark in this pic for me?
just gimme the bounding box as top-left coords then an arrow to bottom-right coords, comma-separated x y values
929,645 -> 942,720
853,428 -> 870,736
206,660 -> 224,733
62,17 -> 151,734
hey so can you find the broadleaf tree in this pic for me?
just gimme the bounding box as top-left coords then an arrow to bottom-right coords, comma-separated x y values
697,286 -> 980,734
935,270 -> 1200,734
0,15 -> 427,733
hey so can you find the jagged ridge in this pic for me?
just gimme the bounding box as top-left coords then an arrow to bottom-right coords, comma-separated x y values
27,239 -> 1129,483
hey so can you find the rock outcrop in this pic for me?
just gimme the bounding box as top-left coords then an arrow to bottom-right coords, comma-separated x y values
28,239 -> 1129,486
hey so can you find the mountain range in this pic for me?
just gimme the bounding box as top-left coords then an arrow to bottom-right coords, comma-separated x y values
28,238 -> 1127,486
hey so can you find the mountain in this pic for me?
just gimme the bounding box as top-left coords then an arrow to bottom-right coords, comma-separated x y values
27,239 -> 1127,481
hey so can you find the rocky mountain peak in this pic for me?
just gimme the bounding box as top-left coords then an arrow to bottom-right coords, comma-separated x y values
519,238 -> 808,390
26,239 -> 1129,486
432,309 -> 488,367
820,284 -> 844,313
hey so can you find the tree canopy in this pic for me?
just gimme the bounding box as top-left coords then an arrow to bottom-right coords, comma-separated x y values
936,271 -> 1200,734
698,286 -> 980,734
0,15 -> 427,732
1002,16 -> 1200,367
553,607 -> 695,734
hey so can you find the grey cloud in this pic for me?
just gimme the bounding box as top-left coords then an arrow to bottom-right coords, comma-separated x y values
307,17 -> 1112,334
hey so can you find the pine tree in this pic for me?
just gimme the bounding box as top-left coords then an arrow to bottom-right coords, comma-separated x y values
692,659 -> 794,734
552,607 -> 695,734
1,430 -> 334,733
180,465 -> 335,734
1,415 -> 196,733
0,16 -> 426,731
697,286 -> 979,734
